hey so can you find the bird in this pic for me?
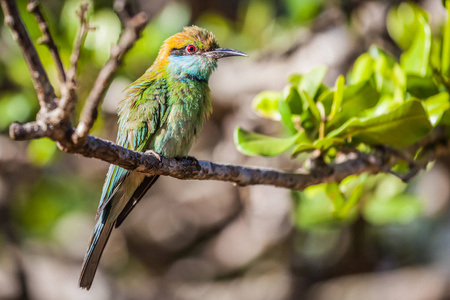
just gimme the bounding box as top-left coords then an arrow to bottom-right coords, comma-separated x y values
79,25 -> 247,290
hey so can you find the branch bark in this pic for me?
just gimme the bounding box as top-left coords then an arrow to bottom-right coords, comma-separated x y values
10,117 -> 450,190
58,3 -> 90,119
27,0 -> 66,84
1,0 -> 56,111
9,120 -> 384,189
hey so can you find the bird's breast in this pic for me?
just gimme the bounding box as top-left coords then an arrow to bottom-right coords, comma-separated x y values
150,80 -> 212,157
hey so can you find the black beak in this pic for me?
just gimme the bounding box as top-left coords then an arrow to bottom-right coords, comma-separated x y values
203,48 -> 248,59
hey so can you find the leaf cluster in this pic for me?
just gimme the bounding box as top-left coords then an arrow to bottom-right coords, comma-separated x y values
235,2 -> 450,158
234,2 -> 450,227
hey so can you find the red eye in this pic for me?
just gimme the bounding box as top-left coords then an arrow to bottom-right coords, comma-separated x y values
186,44 -> 196,53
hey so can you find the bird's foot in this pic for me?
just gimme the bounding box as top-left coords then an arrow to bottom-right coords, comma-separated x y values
181,155 -> 198,165
145,150 -> 161,162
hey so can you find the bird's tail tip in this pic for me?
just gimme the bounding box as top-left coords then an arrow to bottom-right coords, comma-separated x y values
78,213 -> 114,290
79,282 -> 92,290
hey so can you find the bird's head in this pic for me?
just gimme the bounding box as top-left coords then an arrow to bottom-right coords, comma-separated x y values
155,26 -> 247,82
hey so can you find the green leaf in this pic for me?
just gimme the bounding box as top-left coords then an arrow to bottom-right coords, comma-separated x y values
252,91 -> 282,120
430,37 -> 442,71
369,46 -> 397,66
299,109 -> 316,133
234,127 -> 299,156
284,85 -> 303,114
317,89 -> 333,115
387,2 -> 426,50
349,53 -> 374,84
393,64 -> 407,91
400,14 -> 432,76
440,110 -> 450,125
291,131 -> 315,156
327,100 -> 432,146
326,82 -> 380,130
291,143 -> 316,156
406,75 -> 439,98
288,74 -> 303,86
424,92 -> 450,125
360,95 -> 403,119
329,75 -> 345,120
295,130 -> 314,144
278,99 -> 297,134
299,89 -> 322,122
316,84 -> 330,99
291,136 -> 344,157
313,137 -> 344,150
299,66 -> 327,99
442,1 -> 450,77
372,48 -> 397,94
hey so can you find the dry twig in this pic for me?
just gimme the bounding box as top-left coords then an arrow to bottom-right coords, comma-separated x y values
1,0 -> 56,111
27,0 -> 66,84
58,3 -> 91,119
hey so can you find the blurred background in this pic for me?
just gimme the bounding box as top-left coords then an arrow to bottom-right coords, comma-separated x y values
1,0 -> 450,299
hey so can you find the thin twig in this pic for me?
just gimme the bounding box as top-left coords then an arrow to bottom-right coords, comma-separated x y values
59,3 -> 91,118
72,11 -> 148,145
1,0 -> 56,111
27,0 -> 66,84
113,0 -> 130,26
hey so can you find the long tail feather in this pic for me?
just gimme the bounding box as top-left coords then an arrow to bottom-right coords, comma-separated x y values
115,175 -> 159,228
79,207 -> 114,290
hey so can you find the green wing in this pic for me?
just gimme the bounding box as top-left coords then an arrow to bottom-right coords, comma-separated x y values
97,78 -> 168,212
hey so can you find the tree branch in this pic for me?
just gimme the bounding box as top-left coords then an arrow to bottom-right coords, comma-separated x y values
9,121 -> 49,140
58,3 -> 90,119
27,0 -> 66,84
9,120 -> 384,189
10,117 -> 450,190
1,0 -> 56,111
113,0 -> 131,26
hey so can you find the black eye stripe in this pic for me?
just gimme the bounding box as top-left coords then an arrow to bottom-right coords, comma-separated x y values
170,44 -> 197,56
170,48 -> 185,56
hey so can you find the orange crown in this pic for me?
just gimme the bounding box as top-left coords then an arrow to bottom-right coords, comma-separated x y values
153,26 -> 218,66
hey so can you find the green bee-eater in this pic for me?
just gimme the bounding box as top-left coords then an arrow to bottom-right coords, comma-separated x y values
79,26 -> 247,289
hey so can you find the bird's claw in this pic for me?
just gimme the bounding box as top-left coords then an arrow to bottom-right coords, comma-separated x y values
181,155 -> 198,165
145,150 -> 161,162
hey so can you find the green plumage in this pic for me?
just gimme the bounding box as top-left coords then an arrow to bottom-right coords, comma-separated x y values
79,25 -> 246,290
109,72 -> 212,221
